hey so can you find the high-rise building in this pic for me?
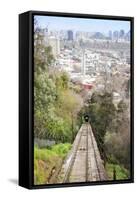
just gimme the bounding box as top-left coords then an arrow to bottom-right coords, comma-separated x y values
48,36 -> 60,58
67,30 -> 73,41
108,30 -> 112,40
119,29 -> 125,38
126,31 -> 130,41
113,31 -> 119,41
81,51 -> 86,76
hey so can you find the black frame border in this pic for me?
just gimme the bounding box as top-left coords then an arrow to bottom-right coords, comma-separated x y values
19,10 -> 134,189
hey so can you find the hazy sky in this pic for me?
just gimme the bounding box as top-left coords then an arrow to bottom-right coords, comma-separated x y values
34,15 -> 130,34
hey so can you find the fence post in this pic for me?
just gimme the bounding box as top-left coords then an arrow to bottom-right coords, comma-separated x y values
113,166 -> 116,180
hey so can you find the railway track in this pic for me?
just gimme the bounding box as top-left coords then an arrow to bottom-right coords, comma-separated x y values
58,123 -> 107,183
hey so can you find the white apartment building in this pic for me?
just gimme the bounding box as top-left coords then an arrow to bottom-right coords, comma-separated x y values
48,36 -> 60,58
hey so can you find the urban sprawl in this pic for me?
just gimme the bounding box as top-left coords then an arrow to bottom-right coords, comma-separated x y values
44,28 -> 130,105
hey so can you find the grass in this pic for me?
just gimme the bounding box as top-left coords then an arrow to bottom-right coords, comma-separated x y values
51,143 -> 72,158
105,163 -> 129,180
34,143 -> 72,185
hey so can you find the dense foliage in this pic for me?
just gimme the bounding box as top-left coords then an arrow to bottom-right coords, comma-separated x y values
34,21 -> 82,144
80,91 -> 130,178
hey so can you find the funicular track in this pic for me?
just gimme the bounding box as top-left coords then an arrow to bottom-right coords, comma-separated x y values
57,123 -> 107,183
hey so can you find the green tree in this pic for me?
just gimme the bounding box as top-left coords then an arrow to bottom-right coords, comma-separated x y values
81,92 -> 116,162
34,20 -> 83,144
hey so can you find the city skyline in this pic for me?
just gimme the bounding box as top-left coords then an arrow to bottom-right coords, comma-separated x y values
35,15 -> 130,34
